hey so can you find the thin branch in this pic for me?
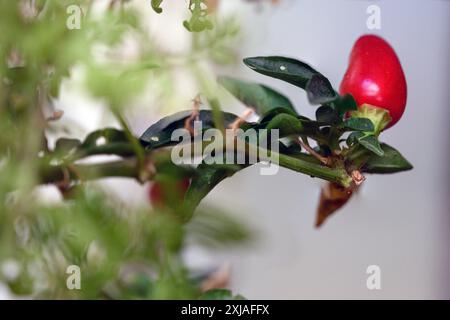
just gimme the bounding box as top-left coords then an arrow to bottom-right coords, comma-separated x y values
298,137 -> 330,165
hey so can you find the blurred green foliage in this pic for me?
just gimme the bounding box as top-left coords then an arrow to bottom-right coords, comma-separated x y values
0,0 -> 248,299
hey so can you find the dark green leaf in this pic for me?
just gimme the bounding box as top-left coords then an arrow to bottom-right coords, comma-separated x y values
343,117 -> 375,132
139,110 -> 239,149
346,131 -> 364,146
257,107 -> 298,124
331,93 -> 358,116
243,56 -> 319,89
358,134 -> 384,156
306,74 -> 337,105
54,138 -> 81,154
81,128 -> 128,149
265,113 -> 304,137
315,105 -> 341,124
183,163 -> 244,221
218,76 -> 296,115
362,143 -> 413,174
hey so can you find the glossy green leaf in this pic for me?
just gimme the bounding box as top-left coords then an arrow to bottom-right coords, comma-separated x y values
265,113 -> 304,137
306,74 -> 337,105
343,117 -> 375,132
81,128 -> 128,149
257,107 -> 298,123
346,131 -> 364,146
139,110 -> 239,149
362,143 -> 413,174
358,134 -> 384,156
218,76 -> 296,115
331,93 -> 358,116
243,56 -> 319,89
183,163 -> 244,221
315,105 -> 341,124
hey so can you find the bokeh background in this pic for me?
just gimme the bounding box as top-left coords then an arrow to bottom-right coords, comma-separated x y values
1,0 -> 448,299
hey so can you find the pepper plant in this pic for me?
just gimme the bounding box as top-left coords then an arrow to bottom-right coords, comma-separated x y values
0,0 -> 413,299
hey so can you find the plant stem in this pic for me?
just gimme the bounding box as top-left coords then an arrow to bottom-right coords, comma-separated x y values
242,142 -> 352,188
39,158 -> 140,184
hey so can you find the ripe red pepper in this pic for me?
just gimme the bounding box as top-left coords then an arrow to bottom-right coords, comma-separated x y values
149,178 -> 190,208
339,34 -> 407,129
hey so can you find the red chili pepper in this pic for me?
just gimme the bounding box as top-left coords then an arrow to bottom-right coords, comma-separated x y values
340,34 -> 407,129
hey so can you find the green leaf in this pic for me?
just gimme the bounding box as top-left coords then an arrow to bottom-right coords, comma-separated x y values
243,56 -> 320,89
265,113 -> 304,137
81,128 -> 128,149
358,134 -> 384,156
183,163 -> 244,221
305,74 -> 337,105
257,107 -> 298,123
199,289 -> 245,300
54,138 -> 81,154
151,0 -> 164,13
346,131 -> 364,146
315,105 -> 341,124
183,0 -> 214,32
331,93 -> 358,117
139,110 -> 239,149
218,76 -> 296,115
362,143 -> 413,174
186,209 -> 252,248
343,117 -> 375,132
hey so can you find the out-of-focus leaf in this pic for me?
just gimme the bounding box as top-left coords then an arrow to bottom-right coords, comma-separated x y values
218,76 -> 296,115
199,289 -> 245,300
54,138 -> 81,154
186,209 -> 252,248
151,0 -> 164,13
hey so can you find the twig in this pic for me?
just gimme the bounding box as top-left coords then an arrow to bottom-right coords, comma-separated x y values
228,108 -> 254,134
298,137 -> 330,165
184,94 -> 201,136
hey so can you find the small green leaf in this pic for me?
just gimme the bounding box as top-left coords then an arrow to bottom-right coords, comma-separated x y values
151,0 -> 164,13
358,134 -> 384,156
346,131 -> 364,146
306,74 -> 337,105
362,143 -> 413,174
315,105 -> 341,124
343,117 -> 375,132
243,56 -> 319,89
218,76 -> 296,115
331,93 -> 358,117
